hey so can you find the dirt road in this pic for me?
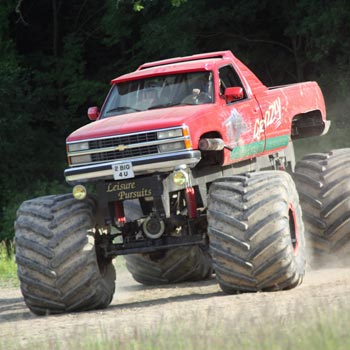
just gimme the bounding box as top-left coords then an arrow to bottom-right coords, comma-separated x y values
1,266 -> 350,347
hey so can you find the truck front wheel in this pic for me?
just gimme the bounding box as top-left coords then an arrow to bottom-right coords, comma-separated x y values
207,171 -> 305,293
15,194 -> 116,315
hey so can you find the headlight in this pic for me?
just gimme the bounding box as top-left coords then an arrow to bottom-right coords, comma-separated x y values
68,142 -> 90,152
72,185 -> 87,200
70,154 -> 92,165
159,141 -> 185,153
157,129 -> 183,139
173,170 -> 187,186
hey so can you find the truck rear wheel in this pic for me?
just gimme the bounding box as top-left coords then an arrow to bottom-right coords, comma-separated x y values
125,246 -> 212,285
207,171 -> 305,293
123,200 -> 212,285
293,149 -> 350,263
15,194 -> 116,315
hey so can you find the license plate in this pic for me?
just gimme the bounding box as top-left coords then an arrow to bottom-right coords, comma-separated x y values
112,162 -> 135,180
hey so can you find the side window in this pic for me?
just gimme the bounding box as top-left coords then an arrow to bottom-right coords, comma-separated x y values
219,65 -> 244,96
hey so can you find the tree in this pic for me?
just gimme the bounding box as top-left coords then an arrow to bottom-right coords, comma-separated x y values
1,0 -> 350,250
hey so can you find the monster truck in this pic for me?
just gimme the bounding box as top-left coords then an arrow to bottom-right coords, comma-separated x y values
15,51 -> 330,315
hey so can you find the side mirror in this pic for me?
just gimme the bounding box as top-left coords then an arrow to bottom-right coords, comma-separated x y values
224,87 -> 244,102
87,106 -> 100,121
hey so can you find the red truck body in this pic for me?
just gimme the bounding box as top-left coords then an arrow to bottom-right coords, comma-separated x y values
66,50 -> 328,179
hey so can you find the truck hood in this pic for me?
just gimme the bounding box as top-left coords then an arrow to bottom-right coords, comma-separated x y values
67,104 -> 217,141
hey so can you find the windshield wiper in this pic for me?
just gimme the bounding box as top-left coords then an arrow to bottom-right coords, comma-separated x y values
147,103 -> 171,110
147,102 -> 192,110
106,106 -> 141,114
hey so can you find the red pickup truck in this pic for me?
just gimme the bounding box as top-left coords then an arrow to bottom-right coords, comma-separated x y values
65,51 -> 328,183
15,51 -> 332,315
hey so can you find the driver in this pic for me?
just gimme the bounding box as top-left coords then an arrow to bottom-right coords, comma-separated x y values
137,88 -> 159,109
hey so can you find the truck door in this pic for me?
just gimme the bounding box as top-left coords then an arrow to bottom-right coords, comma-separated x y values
218,65 -> 264,164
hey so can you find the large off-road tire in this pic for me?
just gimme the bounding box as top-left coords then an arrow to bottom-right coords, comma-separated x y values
207,171 -> 305,293
15,194 -> 116,315
293,149 -> 350,262
123,200 -> 212,285
125,246 -> 212,285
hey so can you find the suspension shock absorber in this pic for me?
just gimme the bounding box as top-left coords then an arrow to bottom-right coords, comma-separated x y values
185,187 -> 197,219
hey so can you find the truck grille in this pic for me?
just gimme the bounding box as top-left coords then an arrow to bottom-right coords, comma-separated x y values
88,132 -> 159,164
89,132 -> 157,149
91,145 -> 159,162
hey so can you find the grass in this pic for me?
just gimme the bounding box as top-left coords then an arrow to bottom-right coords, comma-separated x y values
2,305 -> 349,350
0,243 -> 18,287
74,309 -> 350,350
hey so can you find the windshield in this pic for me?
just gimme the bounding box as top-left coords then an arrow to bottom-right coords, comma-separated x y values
101,71 -> 214,118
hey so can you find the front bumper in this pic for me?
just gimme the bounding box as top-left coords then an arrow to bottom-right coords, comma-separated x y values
64,150 -> 201,184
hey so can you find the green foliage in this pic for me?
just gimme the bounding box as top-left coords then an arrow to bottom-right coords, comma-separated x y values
117,0 -> 187,12
283,0 -> 350,100
133,1 -> 144,12
0,242 -> 18,287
